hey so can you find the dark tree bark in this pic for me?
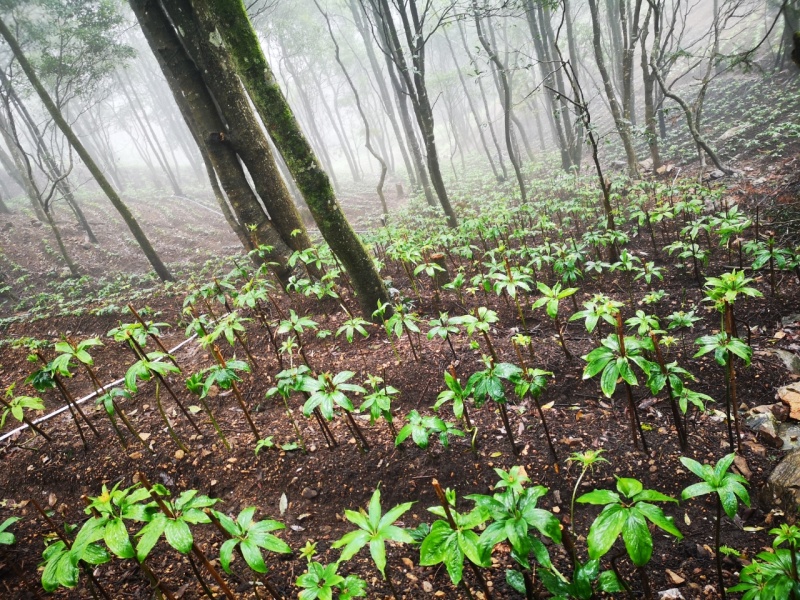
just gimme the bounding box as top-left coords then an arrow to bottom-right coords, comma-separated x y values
198,0 -> 390,318
314,0 -> 388,217
131,0 -> 303,282
349,0 -> 416,187
588,0 -> 640,177
0,70 -> 98,242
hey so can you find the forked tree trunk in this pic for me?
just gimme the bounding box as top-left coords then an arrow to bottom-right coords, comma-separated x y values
473,2 -> 527,201
131,0 -> 300,282
197,0 -> 390,319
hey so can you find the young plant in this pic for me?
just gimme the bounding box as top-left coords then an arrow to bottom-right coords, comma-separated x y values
510,367 -> 556,459
427,312 -> 461,359
434,366 -> 474,432
451,306 -> 500,363
385,302 -> 422,362
0,516 -> 19,547
395,410 -> 464,450
467,467 -> 562,598
335,315 -> 371,370
419,481 -> 492,597
204,349 -> 261,443
331,486 -> 414,597
359,374 -> 399,439
532,281 -> 577,359
566,449 -> 608,531
681,454 -> 750,600
297,561 -> 366,600
209,506 -> 291,579
300,371 -> 369,452
201,311 -> 258,368
277,309 -> 318,368
694,331 -> 751,452
577,477 -> 682,600
135,474 -> 236,600
581,323 -> 655,451
467,357 -> 522,454
0,390 -> 49,441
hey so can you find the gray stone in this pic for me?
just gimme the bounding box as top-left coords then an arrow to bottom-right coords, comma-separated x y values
717,123 -> 752,143
657,589 -> 685,600
709,169 -> 726,180
772,349 -> 800,376
640,158 -> 654,171
745,409 -> 784,448
764,449 -> 800,508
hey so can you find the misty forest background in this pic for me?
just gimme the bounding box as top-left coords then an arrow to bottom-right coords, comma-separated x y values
0,0 -> 796,322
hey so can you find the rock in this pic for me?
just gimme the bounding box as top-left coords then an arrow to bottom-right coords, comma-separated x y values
708,169 -> 726,180
772,403 -> 790,422
640,158 -> 654,171
658,589 -> 685,600
779,383 -> 800,419
656,163 -> 675,175
422,581 -> 433,593
772,350 -> 800,376
764,449 -> 800,508
174,449 -> 185,460
745,409 -> 784,448
301,487 -> 318,499
665,569 -> 685,585
717,123 -> 752,143
733,455 -> 752,480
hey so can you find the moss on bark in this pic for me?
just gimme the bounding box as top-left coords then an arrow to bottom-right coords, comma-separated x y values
197,0 -> 390,318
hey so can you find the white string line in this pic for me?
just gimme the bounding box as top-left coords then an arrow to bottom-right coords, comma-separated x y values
0,332 -> 202,444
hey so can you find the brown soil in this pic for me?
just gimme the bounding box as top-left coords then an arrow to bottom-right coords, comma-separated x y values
0,171 -> 799,600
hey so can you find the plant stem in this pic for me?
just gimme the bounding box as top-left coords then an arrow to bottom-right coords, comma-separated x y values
715,495 -> 727,600
155,381 -> 188,452
638,566 -> 653,600
497,402 -> 518,455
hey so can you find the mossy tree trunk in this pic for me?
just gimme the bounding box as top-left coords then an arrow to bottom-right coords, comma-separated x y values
129,0 -> 301,282
195,0 -> 390,318
0,15 -> 173,281
161,0 -> 314,262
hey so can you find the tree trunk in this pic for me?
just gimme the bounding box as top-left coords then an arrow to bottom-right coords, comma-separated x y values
473,2 -> 526,201
315,1 -> 388,217
118,73 -> 184,196
277,41 -> 341,192
523,0 -> 572,172
639,9 -> 662,169
350,0 -> 415,188
0,15 -> 172,281
133,0 -> 302,282
0,70 -> 98,242
199,0 -> 390,318
372,0 -> 457,227
457,19 -> 508,181
588,0 -> 639,177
